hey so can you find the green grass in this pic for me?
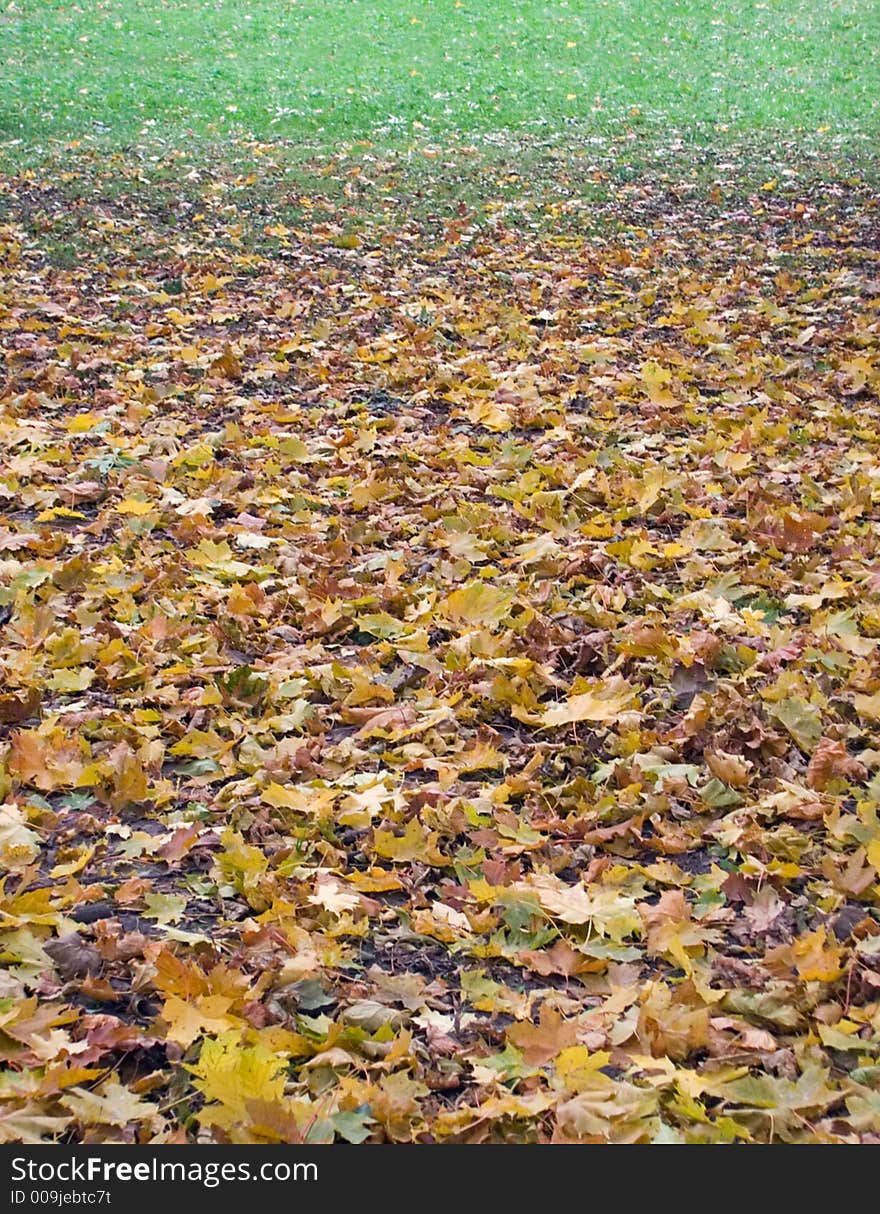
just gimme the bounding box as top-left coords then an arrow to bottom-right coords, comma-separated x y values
1,0 -> 877,252
1,0 -> 878,153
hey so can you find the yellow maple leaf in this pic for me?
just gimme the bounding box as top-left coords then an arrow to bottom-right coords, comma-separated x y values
188,1033 -> 287,1132
35,507 -> 85,522
854,692 -> 880,722
372,817 -> 448,866
116,497 -> 156,516
641,360 -> 679,408
161,994 -> 240,1047
537,676 -> 639,727
66,412 -> 101,434
346,868 -> 404,893
308,875 -> 362,916
0,805 -> 41,871
50,844 -> 96,878
555,1046 -> 613,1093
443,581 -> 515,628
61,1076 -> 160,1129
866,839 -> 880,875
262,782 -> 322,813
47,667 -> 94,693
791,927 -> 845,982
9,726 -> 86,790
165,306 -> 192,327
466,398 -> 513,431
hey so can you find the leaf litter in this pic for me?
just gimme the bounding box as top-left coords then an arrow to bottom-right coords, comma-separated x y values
0,158 -> 879,1144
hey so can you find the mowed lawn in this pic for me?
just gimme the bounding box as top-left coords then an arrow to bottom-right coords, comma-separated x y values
1,0 -> 877,151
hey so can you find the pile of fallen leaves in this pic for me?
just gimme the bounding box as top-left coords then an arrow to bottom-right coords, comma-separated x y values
0,162 -> 879,1144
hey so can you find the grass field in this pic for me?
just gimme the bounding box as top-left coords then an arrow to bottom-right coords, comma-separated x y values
2,0 -> 878,152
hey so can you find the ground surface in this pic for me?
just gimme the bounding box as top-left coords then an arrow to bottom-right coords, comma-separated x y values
2,0 -> 880,1149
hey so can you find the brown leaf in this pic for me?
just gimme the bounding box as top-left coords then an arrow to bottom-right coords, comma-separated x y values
705,747 -> 752,787
158,823 -> 201,863
0,687 -> 41,724
44,934 -> 103,980
806,737 -> 867,791
507,1005 -> 579,1065
210,344 -> 243,380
